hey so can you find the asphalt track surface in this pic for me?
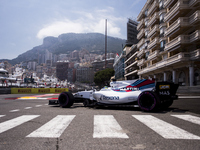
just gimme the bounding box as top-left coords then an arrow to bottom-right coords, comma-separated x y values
0,93 -> 200,150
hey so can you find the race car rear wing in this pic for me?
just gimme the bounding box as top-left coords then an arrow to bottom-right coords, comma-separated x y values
155,82 -> 179,100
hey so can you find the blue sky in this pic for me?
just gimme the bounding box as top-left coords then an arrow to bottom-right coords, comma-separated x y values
0,0 -> 146,59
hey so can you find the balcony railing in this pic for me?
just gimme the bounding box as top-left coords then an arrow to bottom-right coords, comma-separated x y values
190,30 -> 200,42
147,25 -> 159,38
165,35 -> 190,51
164,0 -> 189,22
189,0 -> 200,7
147,50 -> 160,60
165,17 -> 189,36
137,19 -> 144,31
137,29 -> 145,40
189,10 -> 200,25
147,12 -> 159,27
124,69 -> 138,77
190,49 -> 200,60
137,49 -> 145,58
137,38 -> 145,49
148,0 -> 159,16
138,52 -> 190,75
137,59 -> 145,66
125,61 -> 137,70
148,37 -> 159,50
164,0 -> 176,8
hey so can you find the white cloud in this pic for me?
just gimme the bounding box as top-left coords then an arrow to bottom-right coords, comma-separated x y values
36,7 -> 123,39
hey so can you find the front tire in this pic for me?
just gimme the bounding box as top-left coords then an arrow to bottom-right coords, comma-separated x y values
138,91 -> 160,112
58,92 -> 74,108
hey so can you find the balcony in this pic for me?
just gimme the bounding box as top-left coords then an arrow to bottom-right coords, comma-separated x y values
125,51 -> 138,64
165,17 -> 189,37
137,59 -> 145,66
147,25 -> 159,38
124,69 -> 138,77
147,50 -> 160,60
189,10 -> 200,25
138,52 -> 190,75
137,29 -> 145,40
190,49 -> 200,60
189,0 -> 200,7
147,0 -> 159,16
165,35 -> 190,52
137,19 -> 144,31
137,38 -> 145,49
137,49 -> 145,58
190,30 -> 200,43
147,12 -> 159,27
125,61 -> 137,70
164,0 -> 176,8
148,37 -> 159,50
164,0 -> 190,22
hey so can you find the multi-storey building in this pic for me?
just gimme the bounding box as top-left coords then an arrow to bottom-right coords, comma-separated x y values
126,19 -> 139,45
137,0 -> 200,86
76,67 -> 94,83
124,44 -> 139,80
56,61 -> 68,81
113,48 -> 127,81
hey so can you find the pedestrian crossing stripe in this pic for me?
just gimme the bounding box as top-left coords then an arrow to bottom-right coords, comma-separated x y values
132,115 -> 200,140
0,114 -> 200,139
93,115 -> 129,138
0,115 -> 40,134
27,115 -> 75,138
171,115 -> 200,125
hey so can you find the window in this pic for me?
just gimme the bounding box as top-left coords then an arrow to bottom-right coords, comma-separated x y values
160,40 -> 166,51
145,9 -> 148,17
159,13 -> 164,23
159,0 -> 163,9
160,40 -> 165,48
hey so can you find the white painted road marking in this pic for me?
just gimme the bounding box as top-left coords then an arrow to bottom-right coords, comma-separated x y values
0,115 -> 5,118
9,109 -> 20,112
27,115 -> 75,138
93,115 -> 129,138
0,115 -> 40,134
171,115 -> 200,125
132,115 -> 200,139
24,107 -> 32,109
35,105 -> 42,107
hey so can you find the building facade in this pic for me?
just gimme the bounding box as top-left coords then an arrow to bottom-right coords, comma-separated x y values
56,61 -> 69,81
76,67 -> 94,83
124,44 -> 139,80
127,19 -> 139,45
137,0 -> 200,86
113,48 -> 127,81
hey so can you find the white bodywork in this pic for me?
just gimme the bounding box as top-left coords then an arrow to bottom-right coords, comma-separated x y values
74,79 -> 155,105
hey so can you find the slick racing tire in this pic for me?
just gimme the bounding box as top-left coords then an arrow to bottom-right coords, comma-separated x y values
138,91 -> 160,112
58,92 -> 74,108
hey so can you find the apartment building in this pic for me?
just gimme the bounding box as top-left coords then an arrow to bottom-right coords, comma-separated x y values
137,0 -> 200,86
124,44 -> 139,80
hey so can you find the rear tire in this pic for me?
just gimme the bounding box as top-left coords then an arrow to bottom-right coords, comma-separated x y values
138,91 -> 160,112
58,92 -> 74,108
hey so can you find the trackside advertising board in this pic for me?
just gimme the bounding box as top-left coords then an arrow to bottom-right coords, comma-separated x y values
11,88 -> 68,94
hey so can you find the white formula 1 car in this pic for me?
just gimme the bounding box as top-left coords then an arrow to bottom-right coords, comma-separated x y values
49,79 -> 179,112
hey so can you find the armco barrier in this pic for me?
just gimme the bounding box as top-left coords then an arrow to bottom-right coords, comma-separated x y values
11,88 -> 68,94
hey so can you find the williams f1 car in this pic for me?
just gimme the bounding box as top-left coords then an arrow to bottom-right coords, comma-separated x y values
49,79 -> 179,112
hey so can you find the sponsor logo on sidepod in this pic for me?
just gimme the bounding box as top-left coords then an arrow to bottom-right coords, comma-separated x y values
101,95 -> 119,100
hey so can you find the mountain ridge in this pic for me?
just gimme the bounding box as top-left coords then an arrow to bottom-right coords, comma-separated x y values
1,33 -> 126,65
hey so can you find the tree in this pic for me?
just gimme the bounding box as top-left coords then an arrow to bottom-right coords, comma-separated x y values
94,68 -> 115,88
